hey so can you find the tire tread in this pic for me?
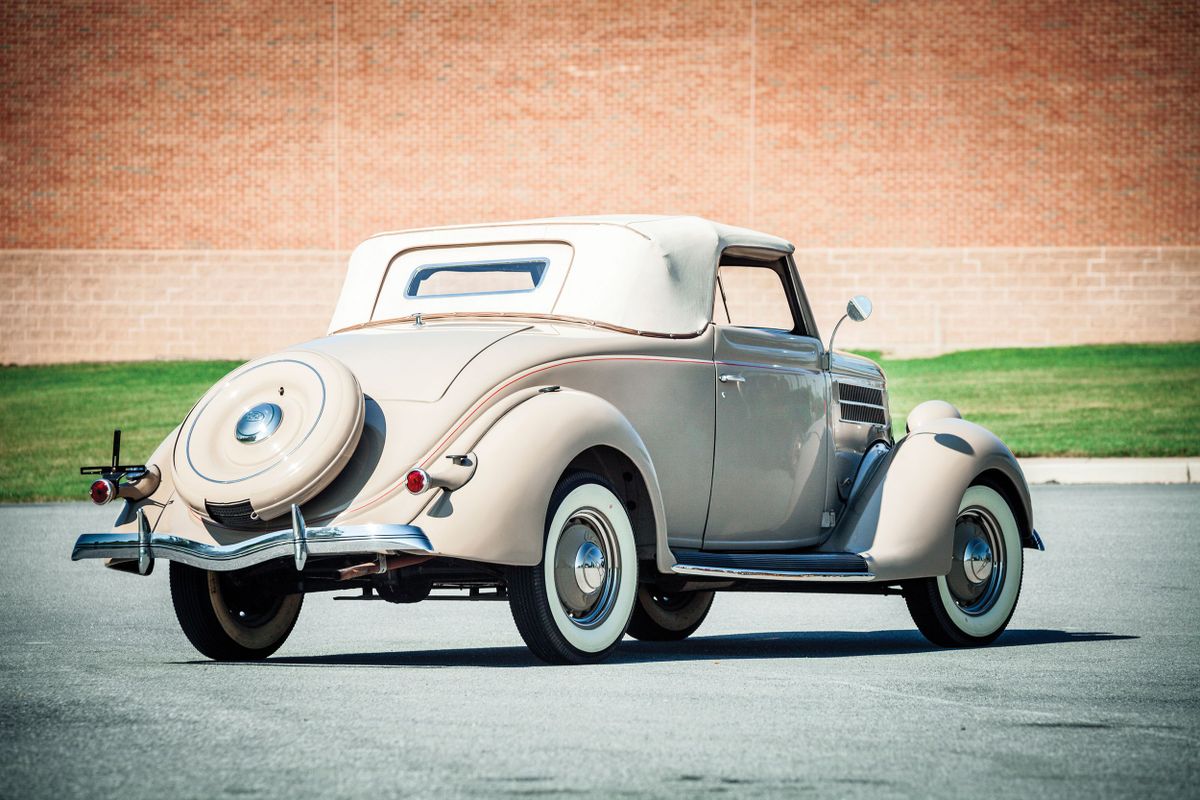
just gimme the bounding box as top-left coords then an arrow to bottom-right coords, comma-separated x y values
169,562 -> 301,661
626,590 -> 714,642
507,470 -> 631,665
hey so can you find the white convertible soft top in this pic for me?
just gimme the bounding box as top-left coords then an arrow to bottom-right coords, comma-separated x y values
327,215 -> 794,336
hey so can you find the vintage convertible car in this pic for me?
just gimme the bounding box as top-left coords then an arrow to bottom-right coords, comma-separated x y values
72,216 -> 1042,664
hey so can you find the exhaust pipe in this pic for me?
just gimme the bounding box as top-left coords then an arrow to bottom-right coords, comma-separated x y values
336,554 -> 431,581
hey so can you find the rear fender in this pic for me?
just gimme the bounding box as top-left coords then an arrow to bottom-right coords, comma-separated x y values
412,388 -> 671,571
825,417 -> 1033,582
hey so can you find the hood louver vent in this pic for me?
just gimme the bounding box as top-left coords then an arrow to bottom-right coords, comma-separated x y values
837,383 -> 887,426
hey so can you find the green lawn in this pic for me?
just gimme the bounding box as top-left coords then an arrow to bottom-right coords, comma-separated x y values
859,342 -> 1200,458
1,343 -> 1197,503
0,361 -> 241,503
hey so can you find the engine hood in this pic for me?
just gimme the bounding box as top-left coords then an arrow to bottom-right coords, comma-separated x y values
831,350 -> 885,383
289,322 -> 532,402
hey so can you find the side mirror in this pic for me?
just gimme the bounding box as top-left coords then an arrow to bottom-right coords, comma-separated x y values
822,295 -> 874,369
846,295 -> 873,322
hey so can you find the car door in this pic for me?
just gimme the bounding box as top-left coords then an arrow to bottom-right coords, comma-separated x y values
702,257 -> 831,550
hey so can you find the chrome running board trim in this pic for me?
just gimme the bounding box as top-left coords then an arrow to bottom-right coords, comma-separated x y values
72,504 -> 435,574
669,549 -> 874,582
670,563 -> 877,582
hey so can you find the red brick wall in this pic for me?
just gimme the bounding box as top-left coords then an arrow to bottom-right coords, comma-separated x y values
2,1 -> 1198,362
5,0 -> 1198,250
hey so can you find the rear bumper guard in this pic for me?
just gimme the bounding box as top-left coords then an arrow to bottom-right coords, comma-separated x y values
71,505 -> 435,575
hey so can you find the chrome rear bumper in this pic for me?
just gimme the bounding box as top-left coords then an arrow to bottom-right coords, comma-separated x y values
71,505 -> 435,575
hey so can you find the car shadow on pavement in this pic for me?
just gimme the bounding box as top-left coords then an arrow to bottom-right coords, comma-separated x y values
238,628 -> 1135,669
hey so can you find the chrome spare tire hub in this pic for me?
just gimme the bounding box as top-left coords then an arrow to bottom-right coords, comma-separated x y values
235,402 -> 283,444
554,509 -> 620,629
946,506 -> 1006,616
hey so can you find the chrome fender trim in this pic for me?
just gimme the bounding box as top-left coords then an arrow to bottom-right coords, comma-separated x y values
71,504 -> 435,573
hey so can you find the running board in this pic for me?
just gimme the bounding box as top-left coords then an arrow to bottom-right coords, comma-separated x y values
670,550 -> 875,582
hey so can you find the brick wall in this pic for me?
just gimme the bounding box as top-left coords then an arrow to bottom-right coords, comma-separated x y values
3,247 -> 1195,364
2,1 -> 1198,362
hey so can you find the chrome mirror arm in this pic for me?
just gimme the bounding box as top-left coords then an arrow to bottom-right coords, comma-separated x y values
822,295 -> 874,370
821,313 -> 849,371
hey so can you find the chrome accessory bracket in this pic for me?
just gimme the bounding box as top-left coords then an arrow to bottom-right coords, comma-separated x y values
80,429 -> 148,484
291,504 -> 308,571
137,507 -> 153,576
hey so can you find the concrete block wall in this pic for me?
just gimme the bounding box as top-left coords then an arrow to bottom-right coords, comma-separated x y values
0,251 -> 344,364
2,246 -> 1195,364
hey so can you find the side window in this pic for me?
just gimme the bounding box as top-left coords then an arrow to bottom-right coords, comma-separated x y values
713,265 -> 798,333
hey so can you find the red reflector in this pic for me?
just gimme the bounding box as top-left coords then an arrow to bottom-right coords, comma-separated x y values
405,469 -> 428,494
89,479 -> 116,505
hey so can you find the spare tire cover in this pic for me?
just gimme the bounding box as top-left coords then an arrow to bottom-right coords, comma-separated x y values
173,350 -> 365,523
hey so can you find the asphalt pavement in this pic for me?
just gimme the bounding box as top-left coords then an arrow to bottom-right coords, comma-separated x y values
1,485 -> 1197,799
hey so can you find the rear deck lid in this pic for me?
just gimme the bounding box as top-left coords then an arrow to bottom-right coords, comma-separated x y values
295,322 -> 530,402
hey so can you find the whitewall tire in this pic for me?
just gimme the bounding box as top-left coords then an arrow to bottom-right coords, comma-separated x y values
508,471 -> 638,664
905,484 -> 1024,646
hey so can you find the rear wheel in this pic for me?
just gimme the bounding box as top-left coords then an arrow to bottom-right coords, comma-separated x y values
904,484 -> 1023,647
169,562 -> 303,660
508,471 -> 638,664
626,587 -> 714,642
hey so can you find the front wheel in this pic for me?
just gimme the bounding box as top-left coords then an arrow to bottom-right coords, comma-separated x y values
904,484 -> 1024,647
508,471 -> 639,664
169,562 -> 303,660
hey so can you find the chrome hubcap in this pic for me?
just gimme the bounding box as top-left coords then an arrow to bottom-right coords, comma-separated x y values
963,536 -> 993,583
574,541 -> 607,593
946,506 -> 1006,616
553,508 -> 620,629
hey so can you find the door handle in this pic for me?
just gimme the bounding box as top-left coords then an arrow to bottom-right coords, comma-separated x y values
718,373 -> 746,384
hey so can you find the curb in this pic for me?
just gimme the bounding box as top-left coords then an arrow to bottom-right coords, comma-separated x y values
1019,457 -> 1200,485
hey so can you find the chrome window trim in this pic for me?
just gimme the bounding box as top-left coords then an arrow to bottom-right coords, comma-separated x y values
404,256 -> 551,300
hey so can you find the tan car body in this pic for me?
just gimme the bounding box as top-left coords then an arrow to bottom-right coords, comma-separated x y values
85,216 -> 1036,587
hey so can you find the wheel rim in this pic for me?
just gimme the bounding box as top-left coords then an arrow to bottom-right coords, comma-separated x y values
945,504 -> 1007,616
553,507 -> 621,629
213,573 -> 286,629
648,592 -> 693,613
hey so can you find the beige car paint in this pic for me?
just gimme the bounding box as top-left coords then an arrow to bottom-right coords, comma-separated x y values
309,322 -> 532,402
705,326 -> 830,550
172,350 -> 366,522
412,388 -> 673,574
94,216 -> 1034,589
822,415 -> 1034,582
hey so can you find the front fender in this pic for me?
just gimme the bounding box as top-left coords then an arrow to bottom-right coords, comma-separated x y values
411,388 -> 671,570
825,416 -> 1033,583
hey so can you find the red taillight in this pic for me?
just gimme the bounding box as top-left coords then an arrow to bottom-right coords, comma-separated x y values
405,468 -> 429,494
89,478 -> 116,505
